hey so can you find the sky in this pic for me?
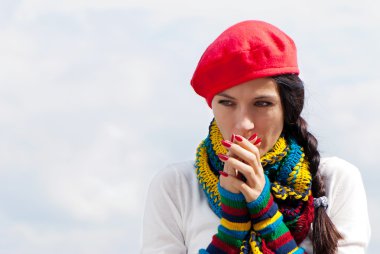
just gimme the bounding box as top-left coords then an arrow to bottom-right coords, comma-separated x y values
0,0 -> 379,253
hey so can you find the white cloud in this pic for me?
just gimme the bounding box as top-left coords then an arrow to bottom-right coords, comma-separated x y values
36,122 -> 153,221
308,79 -> 380,170
2,222 -> 136,254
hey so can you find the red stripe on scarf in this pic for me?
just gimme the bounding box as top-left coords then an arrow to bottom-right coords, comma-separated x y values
221,203 -> 249,216
292,197 -> 315,244
250,195 -> 274,219
212,235 -> 241,254
266,231 -> 294,249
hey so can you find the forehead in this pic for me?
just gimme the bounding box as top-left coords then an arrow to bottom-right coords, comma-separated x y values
217,78 -> 279,97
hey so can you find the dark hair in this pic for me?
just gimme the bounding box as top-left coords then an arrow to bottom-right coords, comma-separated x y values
273,74 -> 343,254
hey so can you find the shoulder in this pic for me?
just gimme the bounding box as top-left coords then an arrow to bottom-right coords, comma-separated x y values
318,159 -> 371,250
145,160 -> 201,222
148,160 -> 196,193
319,156 -> 362,186
318,157 -> 367,217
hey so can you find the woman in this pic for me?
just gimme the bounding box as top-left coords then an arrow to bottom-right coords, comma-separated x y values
141,20 -> 370,254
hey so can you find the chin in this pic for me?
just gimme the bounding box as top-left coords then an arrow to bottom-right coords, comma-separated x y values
259,143 -> 271,156
258,146 -> 267,157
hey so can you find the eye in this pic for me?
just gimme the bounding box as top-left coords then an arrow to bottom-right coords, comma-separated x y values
254,101 -> 273,107
218,100 -> 235,106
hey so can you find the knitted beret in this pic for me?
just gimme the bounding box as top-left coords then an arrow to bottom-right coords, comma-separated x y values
191,20 -> 299,107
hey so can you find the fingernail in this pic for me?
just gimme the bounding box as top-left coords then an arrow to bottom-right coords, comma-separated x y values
217,153 -> 229,161
221,140 -> 232,148
234,135 -> 243,142
254,137 -> 262,145
230,134 -> 235,142
248,133 -> 257,141
219,171 -> 229,177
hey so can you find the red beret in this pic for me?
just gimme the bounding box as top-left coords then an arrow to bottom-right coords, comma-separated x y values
191,20 -> 299,107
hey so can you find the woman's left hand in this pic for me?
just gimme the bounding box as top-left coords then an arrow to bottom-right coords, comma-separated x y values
219,134 -> 266,202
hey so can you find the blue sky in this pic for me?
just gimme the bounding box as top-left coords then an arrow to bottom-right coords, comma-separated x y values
0,1 -> 379,253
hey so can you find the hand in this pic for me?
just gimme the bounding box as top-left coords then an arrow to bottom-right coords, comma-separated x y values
218,134 -> 266,202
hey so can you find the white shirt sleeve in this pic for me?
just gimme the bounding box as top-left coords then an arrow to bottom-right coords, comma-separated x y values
321,157 -> 371,254
141,164 -> 187,254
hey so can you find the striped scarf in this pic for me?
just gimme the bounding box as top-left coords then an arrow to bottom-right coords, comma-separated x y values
195,119 -> 314,253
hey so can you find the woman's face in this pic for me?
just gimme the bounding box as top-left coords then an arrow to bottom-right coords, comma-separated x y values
211,77 -> 284,155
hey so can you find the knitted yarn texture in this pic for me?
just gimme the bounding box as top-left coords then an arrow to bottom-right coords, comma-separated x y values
191,20 -> 299,107
195,119 -> 314,253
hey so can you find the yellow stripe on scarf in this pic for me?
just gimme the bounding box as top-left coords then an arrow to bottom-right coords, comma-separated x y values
289,247 -> 301,253
195,143 -> 220,203
221,218 -> 251,231
253,210 -> 282,231
209,119 -> 227,155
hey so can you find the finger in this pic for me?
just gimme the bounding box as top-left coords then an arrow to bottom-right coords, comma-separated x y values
218,154 -> 237,176
220,174 -> 260,201
221,156 -> 259,188
224,164 -> 237,177
234,135 -> 261,163
219,169 -> 243,193
239,182 -> 259,201
226,149 -> 238,160
221,138 -> 263,178
219,172 -> 250,195
222,140 -> 235,153
223,140 -> 261,171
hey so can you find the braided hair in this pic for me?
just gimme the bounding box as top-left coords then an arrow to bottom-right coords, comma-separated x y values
273,74 -> 343,254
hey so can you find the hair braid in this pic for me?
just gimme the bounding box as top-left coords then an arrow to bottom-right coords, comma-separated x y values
274,74 -> 343,254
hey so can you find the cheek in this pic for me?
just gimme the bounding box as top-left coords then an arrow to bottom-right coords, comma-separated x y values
256,111 -> 284,152
272,112 -> 284,134
213,110 -> 233,140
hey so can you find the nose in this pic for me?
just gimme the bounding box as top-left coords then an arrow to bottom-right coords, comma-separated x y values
233,109 -> 255,137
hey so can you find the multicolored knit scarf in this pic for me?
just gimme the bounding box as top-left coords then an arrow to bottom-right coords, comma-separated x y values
195,119 -> 315,253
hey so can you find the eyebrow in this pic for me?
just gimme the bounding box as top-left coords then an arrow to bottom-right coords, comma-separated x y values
217,93 -> 235,99
254,95 -> 278,100
216,93 -> 278,100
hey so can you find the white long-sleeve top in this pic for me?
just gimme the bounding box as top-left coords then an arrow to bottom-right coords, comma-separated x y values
141,157 -> 371,254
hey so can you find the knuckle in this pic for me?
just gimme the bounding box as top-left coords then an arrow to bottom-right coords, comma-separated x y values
246,156 -> 256,166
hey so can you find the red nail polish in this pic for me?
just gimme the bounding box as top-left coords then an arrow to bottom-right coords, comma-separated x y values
219,171 -> 229,177
221,140 -> 232,148
230,134 -> 235,142
234,135 -> 243,142
254,137 -> 262,145
217,153 -> 229,161
248,133 -> 257,141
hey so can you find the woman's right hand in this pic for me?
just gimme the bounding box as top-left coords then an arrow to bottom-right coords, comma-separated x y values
218,134 -> 266,202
